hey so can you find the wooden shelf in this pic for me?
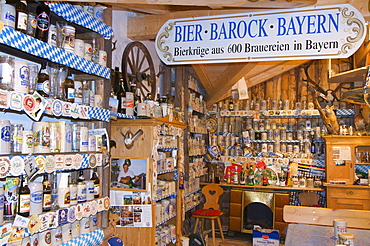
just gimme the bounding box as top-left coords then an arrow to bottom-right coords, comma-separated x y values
324,183 -> 370,189
200,182 -> 324,191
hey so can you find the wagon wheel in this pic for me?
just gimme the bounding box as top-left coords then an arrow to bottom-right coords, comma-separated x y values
121,41 -> 156,99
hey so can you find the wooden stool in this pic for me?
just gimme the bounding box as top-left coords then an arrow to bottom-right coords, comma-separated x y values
192,183 -> 225,246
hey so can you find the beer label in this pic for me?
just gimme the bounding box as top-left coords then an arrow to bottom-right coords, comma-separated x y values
17,12 -> 28,30
68,205 -> 76,223
36,12 -> 49,31
10,156 -> 24,176
36,80 -> 49,94
43,193 -> 51,208
19,194 -> 30,213
52,100 -> 63,117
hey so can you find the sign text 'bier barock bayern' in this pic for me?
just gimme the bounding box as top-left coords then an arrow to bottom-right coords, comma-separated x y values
155,4 -> 366,65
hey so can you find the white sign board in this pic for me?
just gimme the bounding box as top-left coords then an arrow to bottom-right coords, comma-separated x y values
155,4 -> 366,65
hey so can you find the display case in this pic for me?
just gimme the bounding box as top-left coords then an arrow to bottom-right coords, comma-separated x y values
324,135 -> 370,210
110,118 -> 186,246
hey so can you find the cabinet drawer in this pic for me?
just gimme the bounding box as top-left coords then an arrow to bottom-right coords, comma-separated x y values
328,188 -> 370,199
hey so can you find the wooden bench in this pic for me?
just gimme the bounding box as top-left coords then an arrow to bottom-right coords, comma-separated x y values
283,205 -> 370,229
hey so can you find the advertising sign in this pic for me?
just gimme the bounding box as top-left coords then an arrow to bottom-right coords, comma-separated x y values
155,4 -> 366,65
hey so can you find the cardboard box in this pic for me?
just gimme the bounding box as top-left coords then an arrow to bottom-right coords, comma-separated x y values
253,229 -> 279,246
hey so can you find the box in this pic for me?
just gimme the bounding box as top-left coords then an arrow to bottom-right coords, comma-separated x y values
253,229 -> 280,246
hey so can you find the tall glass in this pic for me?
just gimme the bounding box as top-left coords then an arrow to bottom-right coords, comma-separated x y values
28,64 -> 38,94
0,56 -> 14,90
47,63 -> 58,98
57,66 -> 68,100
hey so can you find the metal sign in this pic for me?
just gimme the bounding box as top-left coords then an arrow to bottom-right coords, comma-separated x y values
155,4 -> 366,65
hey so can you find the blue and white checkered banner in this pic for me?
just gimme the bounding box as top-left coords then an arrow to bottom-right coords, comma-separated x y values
0,27 -> 110,79
89,106 -> 110,121
335,108 -> 354,116
60,228 -> 105,246
48,2 -> 114,40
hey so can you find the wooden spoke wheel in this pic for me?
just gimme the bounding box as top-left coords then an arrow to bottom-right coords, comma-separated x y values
121,41 -> 156,99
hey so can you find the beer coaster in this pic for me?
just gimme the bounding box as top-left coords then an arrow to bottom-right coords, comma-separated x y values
72,154 -> 82,169
44,156 -> 56,173
35,156 -> 45,172
76,204 -> 84,220
103,197 -> 110,210
68,206 -> 77,223
54,155 -> 64,169
58,208 -> 69,225
62,102 -> 72,117
71,103 -> 79,119
97,198 -> 104,212
80,105 -> 89,119
9,92 -> 23,111
10,156 -> 24,176
90,200 -> 97,215
39,213 -> 49,232
23,94 -> 36,112
83,202 -> 91,218
29,214 -> 42,234
88,154 -> 97,168
0,157 -> 11,178
52,100 -> 63,117
64,155 -> 73,169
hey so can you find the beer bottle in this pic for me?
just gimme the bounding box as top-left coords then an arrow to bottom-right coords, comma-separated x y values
240,168 -> 246,185
77,170 -> 85,183
247,166 -> 255,186
91,168 -> 100,199
36,63 -> 49,97
35,1 -> 50,42
64,71 -> 74,103
42,174 -> 51,212
15,0 -> 28,33
18,175 -> 30,217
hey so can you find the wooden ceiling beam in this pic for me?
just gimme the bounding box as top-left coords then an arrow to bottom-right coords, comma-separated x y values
246,60 -> 309,87
191,64 -> 215,95
205,62 -> 258,107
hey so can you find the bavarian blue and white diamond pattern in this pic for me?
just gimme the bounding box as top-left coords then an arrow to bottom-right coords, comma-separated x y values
48,2 -> 114,40
60,228 -> 105,246
0,27 -> 110,79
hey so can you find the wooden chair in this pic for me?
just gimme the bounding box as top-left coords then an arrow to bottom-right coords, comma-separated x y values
192,183 -> 225,246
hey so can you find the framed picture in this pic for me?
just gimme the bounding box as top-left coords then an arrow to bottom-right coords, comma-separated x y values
111,157 -> 148,191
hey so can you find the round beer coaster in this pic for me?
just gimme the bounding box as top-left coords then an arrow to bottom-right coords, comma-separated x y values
35,156 -> 45,172
0,158 -> 11,178
73,154 -> 82,169
23,95 -> 36,112
68,206 -> 77,223
88,154 -> 96,168
90,200 -> 97,215
103,197 -> 110,210
44,156 -> 56,173
10,156 -> 24,176
52,100 -> 63,117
